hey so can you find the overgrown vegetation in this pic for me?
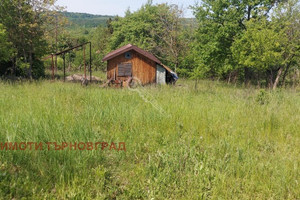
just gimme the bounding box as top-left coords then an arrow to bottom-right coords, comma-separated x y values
190,0 -> 300,88
0,1 -> 300,198
0,0 -> 64,78
1,0 -> 299,88
0,80 -> 299,199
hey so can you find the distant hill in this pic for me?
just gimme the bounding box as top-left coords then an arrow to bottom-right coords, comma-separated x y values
62,12 -> 115,28
182,18 -> 197,28
62,12 -> 196,30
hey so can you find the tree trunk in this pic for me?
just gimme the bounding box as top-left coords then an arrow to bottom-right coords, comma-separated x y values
175,59 -> 178,74
28,51 -> 33,80
292,69 -> 299,88
256,73 -> 260,89
194,79 -> 198,90
282,61 -> 293,87
11,57 -> 16,76
281,55 -> 295,87
247,6 -> 252,21
227,72 -> 232,84
273,67 -> 283,90
244,67 -> 250,85
269,70 -> 274,89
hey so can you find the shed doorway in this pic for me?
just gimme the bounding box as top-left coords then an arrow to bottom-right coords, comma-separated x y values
156,64 -> 166,84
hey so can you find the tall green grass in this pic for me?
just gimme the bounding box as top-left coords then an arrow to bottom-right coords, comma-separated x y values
0,80 -> 299,199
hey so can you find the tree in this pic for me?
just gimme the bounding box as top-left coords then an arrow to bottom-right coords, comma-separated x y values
192,0 -> 284,81
231,0 -> 300,89
90,26 -> 111,71
0,0 -> 61,78
109,2 -> 161,51
0,24 -> 14,62
108,2 -> 187,71
271,0 -> 300,88
150,4 -> 184,72
176,20 -> 197,78
0,23 -> 15,75
231,18 -> 285,87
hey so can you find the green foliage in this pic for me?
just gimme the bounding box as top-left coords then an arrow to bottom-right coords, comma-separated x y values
14,58 -> 44,78
0,24 -> 14,63
90,26 -> 111,71
108,3 -> 189,72
256,89 -> 270,105
0,24 -> 15,75
0,0 -> 59,78
62,12 -> 114,29
1,0 -> 300,86
191,0 -> 292,85
232,18 -> 285,72
31,59 -> 45,79
109,3 -> 161,51
192,0 -> 246,78
272,0 -> 300,71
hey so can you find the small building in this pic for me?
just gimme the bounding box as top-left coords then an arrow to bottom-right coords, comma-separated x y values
102,44 -> 178,85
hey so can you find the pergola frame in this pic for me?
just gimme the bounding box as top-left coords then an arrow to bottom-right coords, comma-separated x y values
47,42 -> 92,82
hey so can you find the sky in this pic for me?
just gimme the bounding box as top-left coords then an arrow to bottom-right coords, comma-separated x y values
56,0 -> 197,18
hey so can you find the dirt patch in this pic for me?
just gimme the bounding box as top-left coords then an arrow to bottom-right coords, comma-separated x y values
66,74 -> 103,83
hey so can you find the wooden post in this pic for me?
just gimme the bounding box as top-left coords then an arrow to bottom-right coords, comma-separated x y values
63,54 -> 66,82
84,45 -> 86,80
51,54 -> 54,80
90,42 -> 92,83
55,55 -> 58,73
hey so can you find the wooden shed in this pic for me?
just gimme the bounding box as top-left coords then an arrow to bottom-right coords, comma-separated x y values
102,44 -> 177,85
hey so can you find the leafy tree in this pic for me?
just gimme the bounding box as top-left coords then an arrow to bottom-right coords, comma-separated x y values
192,0 -> 284,81
109,2 -> 161,51
176,22 -> 197,78
108,2 -> 188,71
0,24 -> 15,75
90,26 -> 111,71
271,0 -> 300,88
0,24 -> 14,62
232,0 -> 300,88
149,4 -> 184,72
231,18 -> 285,87
0,0 -> 60,78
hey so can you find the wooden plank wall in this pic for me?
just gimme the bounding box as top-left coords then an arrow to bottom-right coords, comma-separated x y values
107,50 -> 156,85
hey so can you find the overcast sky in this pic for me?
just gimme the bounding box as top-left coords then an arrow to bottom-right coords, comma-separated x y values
56,0 -> 197,18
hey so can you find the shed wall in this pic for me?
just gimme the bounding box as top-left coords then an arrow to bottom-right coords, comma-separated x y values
107,50 -> 156,85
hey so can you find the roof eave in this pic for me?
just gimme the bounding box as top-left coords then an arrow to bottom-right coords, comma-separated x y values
102,44 -> 161,64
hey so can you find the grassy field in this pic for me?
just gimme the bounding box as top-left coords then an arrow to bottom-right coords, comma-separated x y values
0,80 -> 299,199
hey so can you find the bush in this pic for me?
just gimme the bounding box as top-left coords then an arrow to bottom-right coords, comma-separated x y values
32,59 -> 45,79
0,61 -> 13,76
256,89 -> 270,105
14,58 -> 45,78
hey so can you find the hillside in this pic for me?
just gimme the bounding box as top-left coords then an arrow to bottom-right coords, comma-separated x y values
62,12 -> 196,29
62,12 -> 115,28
